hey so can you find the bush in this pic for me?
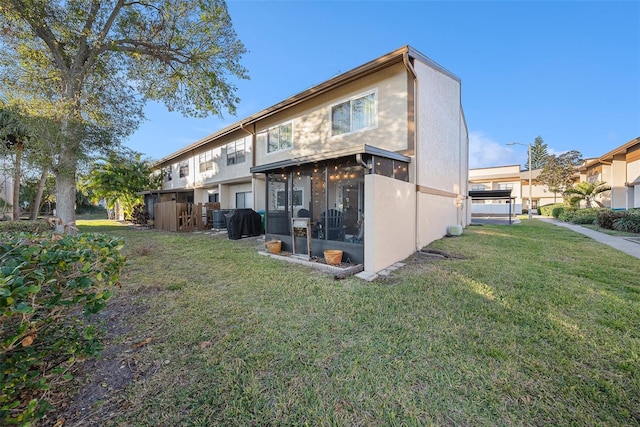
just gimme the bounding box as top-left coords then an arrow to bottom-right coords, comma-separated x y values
613,210 -> 640,233
596,209 -> 626,230
557,207 -> 578,221
130,204 -> 149,225
552,206 -> 566,219
0,232 -> 126,425
569,208 -> 598,224
540,203 -> 564,217
0,220 -> 54,233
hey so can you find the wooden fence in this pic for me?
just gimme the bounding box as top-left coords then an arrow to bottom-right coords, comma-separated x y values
154,201 -> 208,232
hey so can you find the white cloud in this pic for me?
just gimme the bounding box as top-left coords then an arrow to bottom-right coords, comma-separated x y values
469,131 -> 523,169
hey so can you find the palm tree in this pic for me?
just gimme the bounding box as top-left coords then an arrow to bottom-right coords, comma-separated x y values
564,181 -> 611,208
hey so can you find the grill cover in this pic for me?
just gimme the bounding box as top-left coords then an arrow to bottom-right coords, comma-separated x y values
225,209 -> 262,240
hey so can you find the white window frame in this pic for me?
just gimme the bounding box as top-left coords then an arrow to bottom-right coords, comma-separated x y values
199,150 -> 214,172
226,138 -> 247,166
163,166 -> 172,182
330,90 -> 378,137
179,161 -> 189,178
498,183 -> 514,190
258,122 -> 294,154
471,184 -> 487,191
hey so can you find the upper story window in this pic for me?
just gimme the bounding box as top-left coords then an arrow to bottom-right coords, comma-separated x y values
258,122 -> 293,154
227,138 -> 246,166
179,161 -> 189,178
498,183 -> 513,190
163,166 -> 172,182
471,184 -> 487,191
199,150 -> 214,172
331,91 -> 376,136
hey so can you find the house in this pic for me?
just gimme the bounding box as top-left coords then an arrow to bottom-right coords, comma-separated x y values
147,46 -> 469,274
579,136 -> 640,209
468,165 -> 559,215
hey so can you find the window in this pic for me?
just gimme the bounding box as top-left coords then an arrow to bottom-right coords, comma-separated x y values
472,184 -> 487,191
227,138 -> 246,165
236,191 -> 252,209
163,167 -> 172,182
331,92 -> 376,136
199,150 -> 214,172
276,189 -> 303,208
498,183 -> 513,190
179,162 -> 189,178
258,123 -> 293,154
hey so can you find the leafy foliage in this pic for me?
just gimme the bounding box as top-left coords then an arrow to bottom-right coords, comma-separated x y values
596,209 -> 627,230
0,220 -> 53,233
0,232 -> 126,425
0,0 -> 248,226
537,150 -> 583,199
564,181 -> 611,208
539,203 -> 564,217
83,153 -> 160,220
558,207 -> 598,224
613,210 -> 640,233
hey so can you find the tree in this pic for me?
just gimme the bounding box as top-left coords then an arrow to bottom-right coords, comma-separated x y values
83,152 -> 160,220
564,181 -> 611,208
0,0 -> 247,231
526,135 -> 549,170
0,105 -> 31,220
537,150 -> 583,202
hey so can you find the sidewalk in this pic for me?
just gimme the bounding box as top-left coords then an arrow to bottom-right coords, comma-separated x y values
536,217 -> 640,260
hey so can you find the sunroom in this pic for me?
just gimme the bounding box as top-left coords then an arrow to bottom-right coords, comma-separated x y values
250,145 -> 411,265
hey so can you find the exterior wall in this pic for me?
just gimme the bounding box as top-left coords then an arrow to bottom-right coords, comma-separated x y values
253,63 -> 409,167
413,58 -> 468,244
611,154 -> 627,209
364,175 -> 415,273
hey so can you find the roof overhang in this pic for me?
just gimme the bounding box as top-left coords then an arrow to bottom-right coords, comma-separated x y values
468,189 -> 513,200
250,144 -> 411,174
154,45 -> 458,167
138,189 -> 194,196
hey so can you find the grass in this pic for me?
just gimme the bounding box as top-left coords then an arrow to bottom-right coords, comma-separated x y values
75,219 -> 640,426
581,223 -> 640,237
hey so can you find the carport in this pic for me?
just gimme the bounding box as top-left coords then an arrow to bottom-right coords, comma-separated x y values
468,190 -> 516,224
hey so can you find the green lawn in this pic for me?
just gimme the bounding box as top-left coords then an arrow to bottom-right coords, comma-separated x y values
75,219 -> 640,426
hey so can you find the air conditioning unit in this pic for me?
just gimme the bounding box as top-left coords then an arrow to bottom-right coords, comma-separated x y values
447,225 -> 463,236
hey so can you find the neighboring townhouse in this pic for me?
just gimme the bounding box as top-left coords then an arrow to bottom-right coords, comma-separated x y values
469,165 -> 558,215
580,136 -> 640,209
147,46 -> 469,274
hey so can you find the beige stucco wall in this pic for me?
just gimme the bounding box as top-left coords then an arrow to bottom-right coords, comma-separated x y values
364,174 -> 415,273
253,63 -> 409,167
413,56 -> 468,244
611,155 -> 627,208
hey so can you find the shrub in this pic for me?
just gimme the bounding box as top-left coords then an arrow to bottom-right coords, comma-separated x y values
130,204 -> 149,225
596,209 -> 626,230
613,210 -> 640,233
540,203 -> 564,217
0,220 -> 54,233
552,206 -> 566,219
569,208 -> 598,224
557,207 -> 578,221
0,232 -> 126,425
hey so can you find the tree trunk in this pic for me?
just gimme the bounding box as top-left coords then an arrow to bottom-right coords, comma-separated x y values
12,141 -> 23,220
55,144 -> 79,233
31,165 -> 49,220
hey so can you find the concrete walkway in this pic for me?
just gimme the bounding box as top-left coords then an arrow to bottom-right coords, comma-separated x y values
536,217 -> 640,260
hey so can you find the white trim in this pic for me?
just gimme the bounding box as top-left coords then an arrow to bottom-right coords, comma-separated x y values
329,88 -> 378,138
259,121 -> 295,155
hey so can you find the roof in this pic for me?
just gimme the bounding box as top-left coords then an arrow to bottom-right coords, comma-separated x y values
250,144 -> 411,173
581,136 -> 640,170
154,45 -> 459,166
468,190 -> 514,200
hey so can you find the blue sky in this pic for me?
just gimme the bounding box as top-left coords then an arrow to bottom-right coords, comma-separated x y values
126,0 -> 640,169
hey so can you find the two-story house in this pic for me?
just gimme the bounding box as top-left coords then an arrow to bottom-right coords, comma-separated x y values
147,46 -> 469,274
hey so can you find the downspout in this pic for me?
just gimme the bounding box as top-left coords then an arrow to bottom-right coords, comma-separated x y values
402,52 -> 420,252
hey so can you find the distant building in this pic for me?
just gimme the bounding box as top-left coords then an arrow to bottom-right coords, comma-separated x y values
580,136 -> 640,209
